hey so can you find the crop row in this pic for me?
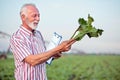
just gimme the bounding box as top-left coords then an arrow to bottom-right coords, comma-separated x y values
0,55 -> 120,80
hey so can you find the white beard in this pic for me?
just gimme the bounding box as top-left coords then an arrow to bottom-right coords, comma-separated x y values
26,20 -> 38,30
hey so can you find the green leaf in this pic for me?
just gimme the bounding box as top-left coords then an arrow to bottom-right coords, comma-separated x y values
88,14 -> 94,25
71,14 -> 104,41
97,29 -> 104,35
78,18 -> 87,25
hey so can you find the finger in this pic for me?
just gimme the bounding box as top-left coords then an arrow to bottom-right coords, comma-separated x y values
70,40 -> 76,45
54,54 -> 62,59
68,39 -> 76,44
67,40 -> 76,47
58,53 -> 62,56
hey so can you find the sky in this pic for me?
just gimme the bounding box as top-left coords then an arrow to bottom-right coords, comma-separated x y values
0,0 -> 120,53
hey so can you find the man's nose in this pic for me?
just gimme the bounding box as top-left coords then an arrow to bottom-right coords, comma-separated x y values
36,16 -> 40,21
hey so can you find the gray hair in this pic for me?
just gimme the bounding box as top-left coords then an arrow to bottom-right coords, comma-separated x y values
20,3 -> 36,16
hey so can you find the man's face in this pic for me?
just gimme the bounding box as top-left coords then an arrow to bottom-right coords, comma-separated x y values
25,6 -> 40,30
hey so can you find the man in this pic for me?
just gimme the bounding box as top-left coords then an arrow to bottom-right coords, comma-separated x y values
10,3 -> 75,80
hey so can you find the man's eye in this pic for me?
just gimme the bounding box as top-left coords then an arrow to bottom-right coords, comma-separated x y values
32,14 -> 39,18
32,14 -> 36,18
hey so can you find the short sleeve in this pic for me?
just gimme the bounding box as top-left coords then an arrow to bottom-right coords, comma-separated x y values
10,36 -> 32,62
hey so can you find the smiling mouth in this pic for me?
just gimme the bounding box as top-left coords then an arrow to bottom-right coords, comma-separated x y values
34,22 -> 38,26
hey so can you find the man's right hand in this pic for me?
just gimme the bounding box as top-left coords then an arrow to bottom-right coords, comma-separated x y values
57,39 -> 76,52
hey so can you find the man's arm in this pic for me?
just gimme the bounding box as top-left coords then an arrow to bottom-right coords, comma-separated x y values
24,39 -> 76,66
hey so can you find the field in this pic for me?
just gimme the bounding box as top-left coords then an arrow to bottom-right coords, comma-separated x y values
0,54 -> 120,80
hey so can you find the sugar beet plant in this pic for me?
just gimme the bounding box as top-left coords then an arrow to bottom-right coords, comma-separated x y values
71,14 -> 103,41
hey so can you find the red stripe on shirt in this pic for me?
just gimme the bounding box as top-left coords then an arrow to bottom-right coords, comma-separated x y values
10,26 -> 47,80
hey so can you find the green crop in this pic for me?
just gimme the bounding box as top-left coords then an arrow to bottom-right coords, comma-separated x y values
71,14 -> 104,41
0,55 -> 120,80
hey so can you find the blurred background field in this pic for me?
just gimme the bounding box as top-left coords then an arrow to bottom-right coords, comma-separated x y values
0,54 -> 120,80
0,1 -> 120,80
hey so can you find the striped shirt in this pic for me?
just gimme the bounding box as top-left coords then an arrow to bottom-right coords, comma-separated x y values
10,26 -> 47,80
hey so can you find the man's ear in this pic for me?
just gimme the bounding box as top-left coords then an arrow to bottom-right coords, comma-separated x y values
21,14 -> 26,21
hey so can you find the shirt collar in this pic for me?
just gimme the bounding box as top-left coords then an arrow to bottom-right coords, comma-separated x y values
20,26 -> 36,36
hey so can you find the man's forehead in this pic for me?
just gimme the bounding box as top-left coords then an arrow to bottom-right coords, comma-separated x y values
27,6 -> 39,14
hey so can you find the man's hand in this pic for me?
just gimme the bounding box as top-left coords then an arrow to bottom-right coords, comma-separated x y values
57,39 -> 76,52
53,53 -> 62,59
